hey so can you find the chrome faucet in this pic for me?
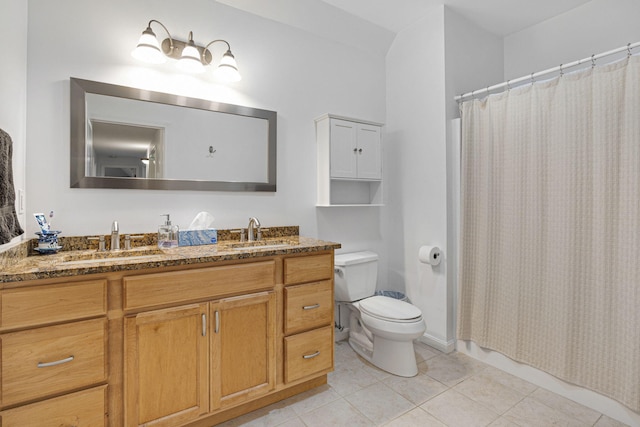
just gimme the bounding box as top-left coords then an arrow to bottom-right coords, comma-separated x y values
247,217 -> 261,242
111,220 -> 120,250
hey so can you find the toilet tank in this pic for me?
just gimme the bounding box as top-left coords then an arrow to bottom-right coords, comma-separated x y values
334,251 -> 378,302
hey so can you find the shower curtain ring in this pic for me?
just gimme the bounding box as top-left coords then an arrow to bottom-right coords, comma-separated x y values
591,54 -> 596,68
627,43 -> 632,57
559,64 -> 564,77
507,80 -> 511,91
530,72 -> 535,84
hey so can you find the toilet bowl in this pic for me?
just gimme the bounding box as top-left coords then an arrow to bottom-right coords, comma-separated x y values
334,251 -> 426,377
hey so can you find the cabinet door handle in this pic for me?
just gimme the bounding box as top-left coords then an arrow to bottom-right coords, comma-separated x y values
303,351 -> 320,359
202,314 -> 207,337
303,303 -> 320,310
358,148 -> 363,153
37,355 -> 74,368
215,310 -> 220,333
353,148 -> 358,153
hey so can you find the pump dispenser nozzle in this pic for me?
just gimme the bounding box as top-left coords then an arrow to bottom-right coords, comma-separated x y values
158,213 -> 179,248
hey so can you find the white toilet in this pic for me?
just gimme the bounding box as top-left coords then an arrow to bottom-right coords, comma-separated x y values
334,251 -> 426,377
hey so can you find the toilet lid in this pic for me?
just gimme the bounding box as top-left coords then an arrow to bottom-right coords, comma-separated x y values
359,296 -> 422,322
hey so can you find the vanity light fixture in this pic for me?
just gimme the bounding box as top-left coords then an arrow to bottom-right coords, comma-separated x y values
131,19 -> 241,82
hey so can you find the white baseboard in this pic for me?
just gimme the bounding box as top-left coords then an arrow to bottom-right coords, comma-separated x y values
418,332 -> 455,353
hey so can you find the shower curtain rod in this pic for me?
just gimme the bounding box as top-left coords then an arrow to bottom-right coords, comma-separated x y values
455,40 -> 640,102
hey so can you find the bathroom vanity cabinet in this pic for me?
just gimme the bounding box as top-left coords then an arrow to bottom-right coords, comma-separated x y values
0,279 -> 108,425
316,114 -> 383,206
123,261 -> 278,426
282,254 -> 335,384
0,244 -> 336,427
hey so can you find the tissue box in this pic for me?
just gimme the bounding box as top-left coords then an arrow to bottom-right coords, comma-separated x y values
178,229 -> 218,246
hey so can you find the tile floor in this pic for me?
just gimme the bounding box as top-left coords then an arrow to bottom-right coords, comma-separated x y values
218,340 -> 630,427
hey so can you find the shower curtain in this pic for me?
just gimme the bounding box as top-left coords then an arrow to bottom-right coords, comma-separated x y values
458,56 -> 640,411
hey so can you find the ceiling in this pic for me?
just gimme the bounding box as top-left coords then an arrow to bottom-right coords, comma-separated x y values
215,0 -> 592,55
318,0 -> 592,36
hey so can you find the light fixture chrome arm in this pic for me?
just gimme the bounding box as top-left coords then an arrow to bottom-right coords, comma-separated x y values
203,39 -> 231,54
132,19 -> 174,64
147,19 -> 175,54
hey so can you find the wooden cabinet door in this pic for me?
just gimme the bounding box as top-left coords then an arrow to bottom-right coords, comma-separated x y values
210,292 -> 276,410
330,119 -> 358,179
356,123 -> 382,179
125,303 -> 208,427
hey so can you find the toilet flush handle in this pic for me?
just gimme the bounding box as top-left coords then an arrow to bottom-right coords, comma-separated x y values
334,266 -> 344,278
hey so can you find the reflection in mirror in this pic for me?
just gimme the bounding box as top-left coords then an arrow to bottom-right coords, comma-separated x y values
70,78 -> 277,191
88,120 -> 164,179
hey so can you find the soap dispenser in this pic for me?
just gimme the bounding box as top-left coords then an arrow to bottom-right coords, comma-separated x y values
158,214 -> 179,248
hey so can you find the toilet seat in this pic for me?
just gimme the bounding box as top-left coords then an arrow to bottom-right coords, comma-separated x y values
359,296 -> 422,323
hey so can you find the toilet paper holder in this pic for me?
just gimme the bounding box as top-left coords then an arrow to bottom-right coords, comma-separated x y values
419,246 -> 442,266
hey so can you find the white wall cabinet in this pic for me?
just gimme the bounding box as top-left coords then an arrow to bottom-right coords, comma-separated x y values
316,114 -> 383,206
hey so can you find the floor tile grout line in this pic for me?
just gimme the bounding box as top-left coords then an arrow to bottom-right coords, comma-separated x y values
524,390 -> 600,426
258,342 -> 622,427
343,379 -> 417,426
340,394 -> 378,426
451,369 -> 535,417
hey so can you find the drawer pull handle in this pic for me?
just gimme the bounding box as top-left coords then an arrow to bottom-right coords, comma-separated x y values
303,351 -> 320,359
202,314 -> 207,337
303,303 -> 320,310
215,310 -> 220,334
37,355 -> 74,368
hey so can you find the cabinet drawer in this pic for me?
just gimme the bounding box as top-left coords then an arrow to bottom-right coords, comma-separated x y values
284,326 -> 333,383
284,280 -> 333,335
0,280 -> 107,330
284,254 -> 332,285
0,385 -> 107,427
123,261 -> 275,311
1,318 -> 107,407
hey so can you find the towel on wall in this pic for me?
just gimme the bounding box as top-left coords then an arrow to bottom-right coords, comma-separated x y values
0,128 -> 24,244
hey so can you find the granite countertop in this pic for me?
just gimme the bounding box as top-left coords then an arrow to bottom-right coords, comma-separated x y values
0,235 -> 341,283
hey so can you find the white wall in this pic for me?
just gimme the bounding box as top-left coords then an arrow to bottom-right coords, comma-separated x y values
504,0 -> 640,80
444,9 -> 504,121
0,0 -> 28,249
385,6 -> 450,349
24,0 -> 386,255
383,5 -> 502,353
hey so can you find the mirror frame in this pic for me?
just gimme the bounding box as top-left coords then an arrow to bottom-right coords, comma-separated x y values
70,77 -> 277,191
